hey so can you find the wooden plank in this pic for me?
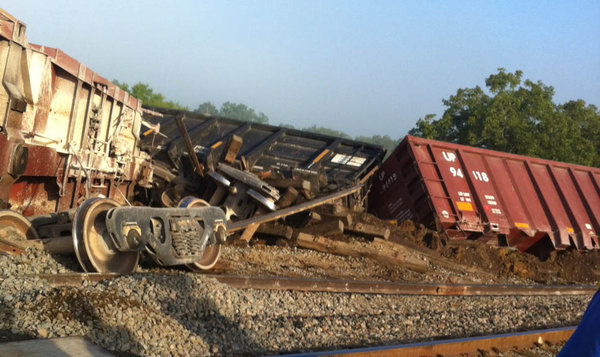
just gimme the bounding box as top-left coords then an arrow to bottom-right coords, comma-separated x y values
239,223 -> 260,243
299,219 -> 344,236
277,187 -> 299,208
373,238 -> 496,278
256,222 -> 293,239
319,212 -> 352,227
175,114 -> 205,176
296,233 -> 428,273
221,134 -> 243,164
346,222 -> 390,240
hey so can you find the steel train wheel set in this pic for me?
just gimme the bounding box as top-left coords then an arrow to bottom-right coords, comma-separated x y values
1,197 -> 226,274
177,197 -> 222,271
72,198 -> 140,274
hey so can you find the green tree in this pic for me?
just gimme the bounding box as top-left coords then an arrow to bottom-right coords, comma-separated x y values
113,80 -> 130,93
195,101 -> 219,115
278,123 -> 296,129
355,134 -> 399,157
112,81 -> 187,110
219,102 -> 269,124
303,125 -> 352,139
409,69 -> 600,167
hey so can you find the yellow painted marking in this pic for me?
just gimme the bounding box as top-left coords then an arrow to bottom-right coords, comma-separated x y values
312,149 -> 330,164
456,202 -> 473,212
515,222 -> 530,229
211,141 -> 223,149
567,227 -> 574,234
143,128 -> 154,136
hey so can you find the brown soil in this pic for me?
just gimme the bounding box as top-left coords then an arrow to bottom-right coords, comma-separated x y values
225,210 -> 600,286
377,212 -> 600,284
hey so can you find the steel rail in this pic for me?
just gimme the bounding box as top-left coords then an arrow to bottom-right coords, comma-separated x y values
3,273 -> 596,296
278,326 -> 575,356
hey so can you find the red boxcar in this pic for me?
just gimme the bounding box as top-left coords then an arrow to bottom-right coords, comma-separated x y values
368,135 -> 600,254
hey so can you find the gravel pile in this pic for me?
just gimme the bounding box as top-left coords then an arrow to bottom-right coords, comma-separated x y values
0,251 -> 590,356
0,248 -> 79,275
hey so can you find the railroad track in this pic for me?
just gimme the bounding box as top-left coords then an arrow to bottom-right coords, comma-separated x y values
279,326 -> 574,356
1,272 -> 596,296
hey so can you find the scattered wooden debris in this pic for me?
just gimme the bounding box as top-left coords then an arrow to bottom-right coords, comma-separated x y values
277,187 -> 299,209
239,223 -> 260,243
299,219 -> 344,237
256,222 -> 293,239
308,211 -> 322,222
319,212 -> 352,227
221,134 -> 243,164
345,222 -> 390,240
373,238 -> 496,278
296,233 -> 428,273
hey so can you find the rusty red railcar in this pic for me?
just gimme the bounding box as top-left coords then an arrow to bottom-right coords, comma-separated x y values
0,9 -> 152,217
368,135 -> 600,254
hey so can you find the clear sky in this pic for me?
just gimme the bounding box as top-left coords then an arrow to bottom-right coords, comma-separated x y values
4,1 -> 600,138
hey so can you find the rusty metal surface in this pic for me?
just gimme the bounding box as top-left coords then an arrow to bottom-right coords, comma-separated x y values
9,273 -> 596,296
281,326 -> 575,356
0,9 -> 153,217
369,135 -> 600,254
0,240 -> 25,256
138,107 -> 384,226
211,275 -> 596,296
174,113 -> 205,176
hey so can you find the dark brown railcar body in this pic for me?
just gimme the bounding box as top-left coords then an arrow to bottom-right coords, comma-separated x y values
369,135 -> 600,253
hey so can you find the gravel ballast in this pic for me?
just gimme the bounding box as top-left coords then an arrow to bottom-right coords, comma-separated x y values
0,249 -> 592,356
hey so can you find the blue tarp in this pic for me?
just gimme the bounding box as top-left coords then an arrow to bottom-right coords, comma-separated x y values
558,289 -> 600,356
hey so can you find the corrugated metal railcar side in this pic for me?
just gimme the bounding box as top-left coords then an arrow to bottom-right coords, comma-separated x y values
368,135 -> 600,254
141,108 -> 386,198
0,9 -> 151,216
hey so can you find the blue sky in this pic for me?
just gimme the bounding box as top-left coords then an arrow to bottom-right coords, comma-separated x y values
5,1 -> 600,138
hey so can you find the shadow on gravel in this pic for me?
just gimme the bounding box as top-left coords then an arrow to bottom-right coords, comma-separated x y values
0,298 -> 35,344
30,287 -> 145,357
131,273 -> 265,356
47,253 -> 83,272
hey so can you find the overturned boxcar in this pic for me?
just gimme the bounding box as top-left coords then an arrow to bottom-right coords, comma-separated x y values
368,135 -> 600,255
139,107 -> 385,227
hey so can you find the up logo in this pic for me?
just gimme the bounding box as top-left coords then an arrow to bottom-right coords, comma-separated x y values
442,151 -> 456,162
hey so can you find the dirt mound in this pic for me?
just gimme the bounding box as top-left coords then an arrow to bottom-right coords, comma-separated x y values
372,214 -> 600,284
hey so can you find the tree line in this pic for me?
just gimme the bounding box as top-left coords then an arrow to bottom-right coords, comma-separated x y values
410,69 -> 599,167
115,69 -> 600,167
114,81 -> 399,154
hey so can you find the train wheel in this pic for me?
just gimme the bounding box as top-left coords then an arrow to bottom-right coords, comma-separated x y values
178,197 -> 222,271
0,210 -> 39,255
73,198 -> 139,273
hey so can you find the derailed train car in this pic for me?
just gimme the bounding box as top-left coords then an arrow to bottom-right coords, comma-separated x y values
369,135 -> 600,256
0,9 -> 385,273
139,107 -> 385,223
0,9 -> 227,273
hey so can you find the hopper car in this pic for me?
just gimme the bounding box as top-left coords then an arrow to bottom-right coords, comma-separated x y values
369,135 -> 600,256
